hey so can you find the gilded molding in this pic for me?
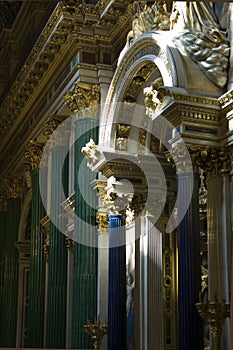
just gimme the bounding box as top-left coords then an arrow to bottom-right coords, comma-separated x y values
4,177 -> 23,199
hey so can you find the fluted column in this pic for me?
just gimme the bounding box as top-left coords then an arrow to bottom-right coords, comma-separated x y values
206,158 -> 231,349
72,116 -> 98,349
45,140 -> 68,348
171,144 -> 203,350
24,141 -> 46,347
0,196 -> 7,346
1,177 -> 22,347
108,213 -> 127,350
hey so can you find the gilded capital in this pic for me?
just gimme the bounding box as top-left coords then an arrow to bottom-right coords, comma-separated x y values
4,177 -> 23,198
189,146 -> 232,176
25,140 -> 44,170
64,82 -> 100,113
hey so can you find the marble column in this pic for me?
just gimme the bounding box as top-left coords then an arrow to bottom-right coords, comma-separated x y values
1,178 -> 22,347
176,171 -> 203,350
24,143 -> 46,347
72,117 -> 98,349
108,213 -> 127,350
45,143 -> 68,348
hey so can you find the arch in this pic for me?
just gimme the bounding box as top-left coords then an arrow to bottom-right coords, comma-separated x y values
99,31 -> 186,146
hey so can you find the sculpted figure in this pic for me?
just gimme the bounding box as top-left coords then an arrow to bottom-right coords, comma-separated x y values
170,1 -> 230,88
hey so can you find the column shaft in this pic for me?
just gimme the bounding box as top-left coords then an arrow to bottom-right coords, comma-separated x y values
46,146 -> 68,348
108,214 -> 127,350
72,117 -> 98,349
177,173 -> 203,350
25,168 -> 46,347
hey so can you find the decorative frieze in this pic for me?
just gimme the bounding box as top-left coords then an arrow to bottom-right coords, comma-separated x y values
64,82 -> 100,113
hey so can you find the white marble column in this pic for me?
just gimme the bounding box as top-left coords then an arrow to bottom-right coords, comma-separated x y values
139,217 -> 164,350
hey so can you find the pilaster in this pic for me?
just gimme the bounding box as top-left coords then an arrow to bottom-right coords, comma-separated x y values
1,177 -> 22,347
24,140 -> 46,348
72,115 -> 99,349
45,132 -> 68,348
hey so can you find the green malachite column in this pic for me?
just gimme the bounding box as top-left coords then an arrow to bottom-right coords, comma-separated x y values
72,117 -> 98,349
46,143 -> 68,348
0,198 -> 7,346
24,142 -> 47,347
1,178 -> 22,347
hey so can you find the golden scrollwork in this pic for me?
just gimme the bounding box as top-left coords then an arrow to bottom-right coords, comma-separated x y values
64,82 -> 100,113
4,176 -> 23,199
25,140 -> 45,170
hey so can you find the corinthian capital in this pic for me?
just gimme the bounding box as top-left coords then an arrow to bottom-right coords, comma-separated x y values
25,140 -> 44,170
64,82 -> 100,113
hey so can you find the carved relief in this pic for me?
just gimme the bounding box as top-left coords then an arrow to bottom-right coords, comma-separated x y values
115,124 -> 131,151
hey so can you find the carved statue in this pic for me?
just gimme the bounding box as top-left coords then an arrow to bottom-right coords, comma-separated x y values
81,138 -> 103,169
170,1 -> 230,88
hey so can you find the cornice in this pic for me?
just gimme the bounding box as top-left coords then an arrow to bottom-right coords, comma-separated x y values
0,1 -> 130,169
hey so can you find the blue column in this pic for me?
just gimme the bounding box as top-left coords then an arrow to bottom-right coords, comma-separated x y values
108,213 -> 127,350
177,173 -> 203,350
